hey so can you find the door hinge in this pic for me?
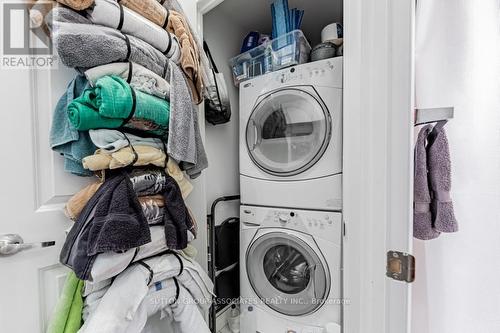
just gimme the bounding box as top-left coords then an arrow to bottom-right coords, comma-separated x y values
386,251 -> 415,283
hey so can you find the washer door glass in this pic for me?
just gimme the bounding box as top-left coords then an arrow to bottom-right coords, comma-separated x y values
246,231 -> 330,316
246,88 -> 331,176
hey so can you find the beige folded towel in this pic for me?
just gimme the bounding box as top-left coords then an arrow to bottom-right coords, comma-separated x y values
167,157 -> 194,199
56,0 -> 93,11
82,145 -> 166,171
64,181 -> 102,220
167,10 -> 202,104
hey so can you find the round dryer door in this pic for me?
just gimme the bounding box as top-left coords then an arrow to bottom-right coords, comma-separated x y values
246,231 -> 331,316
246,87 -> 332,176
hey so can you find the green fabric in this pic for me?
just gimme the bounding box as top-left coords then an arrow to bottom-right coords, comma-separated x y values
68,75 -> 170,136
46,271 -> 84,333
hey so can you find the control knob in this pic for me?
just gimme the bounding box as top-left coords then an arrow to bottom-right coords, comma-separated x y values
278,214 -> 290,223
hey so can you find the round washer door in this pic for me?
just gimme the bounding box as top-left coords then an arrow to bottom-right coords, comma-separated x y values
246,231 -> 331,316
246,87 -> 332,176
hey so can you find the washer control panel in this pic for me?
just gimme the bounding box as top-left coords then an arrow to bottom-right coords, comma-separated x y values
241,205 -> 342,244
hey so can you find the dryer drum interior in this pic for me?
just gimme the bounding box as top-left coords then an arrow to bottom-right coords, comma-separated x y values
246,231 -> 331,316
246,87 -> 333,176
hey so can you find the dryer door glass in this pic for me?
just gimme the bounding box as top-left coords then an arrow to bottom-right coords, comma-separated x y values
246,88 -> 331,176
246,232 -> 330,316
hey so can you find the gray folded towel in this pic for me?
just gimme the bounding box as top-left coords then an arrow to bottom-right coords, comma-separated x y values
46,7 -> 180,75
427,127 -> 458,233
414,125 -> 440,240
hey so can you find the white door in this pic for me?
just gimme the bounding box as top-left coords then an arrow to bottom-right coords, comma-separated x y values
0,1 -> 200,332
0,59 -> 88,332
343,0 -> 415,333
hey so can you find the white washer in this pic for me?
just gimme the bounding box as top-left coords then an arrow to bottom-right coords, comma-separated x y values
239,57 -> 343,211
240,205 -> 342,333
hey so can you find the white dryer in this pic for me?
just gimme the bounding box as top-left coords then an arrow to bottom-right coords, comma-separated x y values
239,57 -> 343,211
240,205 -> 342,333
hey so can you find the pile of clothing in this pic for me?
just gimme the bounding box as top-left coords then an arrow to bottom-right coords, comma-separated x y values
43,0 -> 213,332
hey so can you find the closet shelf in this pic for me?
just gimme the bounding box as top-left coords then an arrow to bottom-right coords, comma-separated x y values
414,107 -> 454,126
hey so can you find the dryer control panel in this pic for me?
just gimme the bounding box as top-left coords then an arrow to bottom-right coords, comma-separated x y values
272,57 -> 342,87
241,57 -> 343,91
240,205 -> 342,245
274,61 -> 335,84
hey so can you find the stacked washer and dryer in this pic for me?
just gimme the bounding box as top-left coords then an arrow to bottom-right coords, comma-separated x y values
238,57 -> 343,333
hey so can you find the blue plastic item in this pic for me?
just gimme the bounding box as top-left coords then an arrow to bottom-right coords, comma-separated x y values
271,0 -> 304,50
271,0 -> 289,40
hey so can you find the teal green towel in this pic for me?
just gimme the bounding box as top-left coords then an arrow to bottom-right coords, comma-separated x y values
50,75 -> 96,176
46,271 -> 84,333
68,75 -> 170,136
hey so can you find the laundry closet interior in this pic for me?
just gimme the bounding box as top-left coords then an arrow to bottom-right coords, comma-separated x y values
201,0 -> 344,332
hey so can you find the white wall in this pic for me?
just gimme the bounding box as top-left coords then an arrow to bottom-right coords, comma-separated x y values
412,1 -> 500,332
203,7 -> 248,222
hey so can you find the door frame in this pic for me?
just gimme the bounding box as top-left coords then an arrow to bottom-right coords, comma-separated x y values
197,0 -> 416,332
343,0 -> 415,332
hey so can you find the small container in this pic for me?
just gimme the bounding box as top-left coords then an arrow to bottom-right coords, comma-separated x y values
311,42 -> 338,62
321,23 -> 343,42
229,30 -> 311,86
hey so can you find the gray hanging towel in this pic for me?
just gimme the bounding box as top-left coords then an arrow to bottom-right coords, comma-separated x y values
427,127 -> 459,233
414,125 -> 440,240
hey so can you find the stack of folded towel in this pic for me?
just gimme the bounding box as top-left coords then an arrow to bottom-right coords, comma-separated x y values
48,4 -> 207,178
45,1 -> 212,332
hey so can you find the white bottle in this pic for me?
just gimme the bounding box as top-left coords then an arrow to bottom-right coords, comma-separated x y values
227,304 -> 240,333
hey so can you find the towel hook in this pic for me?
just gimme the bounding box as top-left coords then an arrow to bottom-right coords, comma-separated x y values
414,107 -> 454,126
415,107 -> 454,145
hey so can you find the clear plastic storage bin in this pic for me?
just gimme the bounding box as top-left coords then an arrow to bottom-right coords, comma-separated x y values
229,30 -> 311,86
